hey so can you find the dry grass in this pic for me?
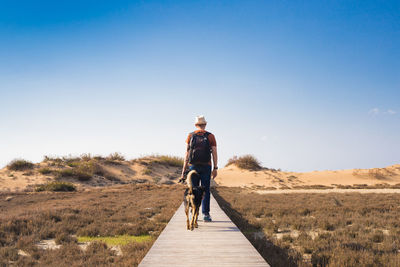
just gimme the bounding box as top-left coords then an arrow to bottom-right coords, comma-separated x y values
35,182 -> 76,192
39,156 -> 104,182
7,159 -> 34,171
0,184 -> 184,266
226,155 -> 262,171
151,155 -> 183,167
213,187 -> 400,267
136,155 -> 184,168
56,160 -> 101,181
333,183 -> 400,189
107,152 -> 125,161
292,185 -> 334,190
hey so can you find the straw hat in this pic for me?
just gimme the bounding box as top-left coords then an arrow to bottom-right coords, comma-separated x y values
195,115 -> 207,125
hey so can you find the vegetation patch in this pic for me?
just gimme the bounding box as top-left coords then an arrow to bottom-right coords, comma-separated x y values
334,183 -> 400,189
104,152 -> 126,164
226,155 -> 262,171
7,159 -> 34,171
292,185 -> 334,190
78,235 -> 152,246
151,155 -> 183,167
142,168 -> 152,175
213,187 -> 400,267
55,160 -> 100,181
38,167 -> 53,175
35,182 -> 76,192
0,184 -> 183,266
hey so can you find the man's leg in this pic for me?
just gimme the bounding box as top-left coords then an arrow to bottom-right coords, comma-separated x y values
200,165 -> 211,216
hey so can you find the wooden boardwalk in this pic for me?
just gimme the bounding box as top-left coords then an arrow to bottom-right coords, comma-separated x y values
139,194 -> 269,267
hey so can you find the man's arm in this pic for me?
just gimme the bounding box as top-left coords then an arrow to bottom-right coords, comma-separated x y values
211,146 -> 218,179
181,147 -> 190,179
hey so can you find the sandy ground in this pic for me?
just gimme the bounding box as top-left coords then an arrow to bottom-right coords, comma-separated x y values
0,167 -> 50,192
215,164 -> 400,189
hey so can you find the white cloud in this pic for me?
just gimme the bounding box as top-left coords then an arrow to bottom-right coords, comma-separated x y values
369,108 -> 380,115
385,109 -> 396,115
260,135 -> 268,142
369,108 -> 397,116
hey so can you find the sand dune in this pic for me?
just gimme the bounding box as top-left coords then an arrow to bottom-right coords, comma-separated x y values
2,155 -> 399,192
215,164 -> 400,189
0,156 -> 181,192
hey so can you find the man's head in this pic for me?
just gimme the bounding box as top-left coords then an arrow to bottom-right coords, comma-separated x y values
195,115 -> 207,130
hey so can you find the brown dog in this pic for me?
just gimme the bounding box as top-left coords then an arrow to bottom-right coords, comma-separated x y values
183,170 -> 205,230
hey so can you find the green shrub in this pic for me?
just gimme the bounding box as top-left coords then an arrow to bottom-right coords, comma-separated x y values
57,169 -> 75,177
57,168 -> 92,181
152,155 -> 183,167
38,167 -> 53,174
55,161 -> 99,181
142,168 -> 152,175
67,162 -> 80,167
226,155 -> 262,170
7,159 -> 34,171
74,171 -> 93,181
107,152 -> 125,161
35,182 -> 76,192
80,153 -> 92,161
43,155 -> 62,162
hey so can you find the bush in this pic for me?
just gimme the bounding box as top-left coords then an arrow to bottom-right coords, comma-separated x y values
38,168 -> 53,174
370,231 -> 384,243
57,169 -> 92,181
142,168 -> 152,175
43,155 -> 62,162
55,233 -> 77,245
56,161 -> 99,181
107,152 -> 125,161
7,159 -> 34,171
152,155 -> 183,167
35,182 -> 76,192
226,155 -> 262,170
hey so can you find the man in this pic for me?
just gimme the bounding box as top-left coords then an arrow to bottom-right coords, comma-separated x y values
181,115 -> 218,222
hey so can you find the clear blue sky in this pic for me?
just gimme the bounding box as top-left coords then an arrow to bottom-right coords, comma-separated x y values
1,0 -> 399,171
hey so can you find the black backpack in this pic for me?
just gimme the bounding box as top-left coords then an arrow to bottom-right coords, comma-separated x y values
188,132 -> 212,165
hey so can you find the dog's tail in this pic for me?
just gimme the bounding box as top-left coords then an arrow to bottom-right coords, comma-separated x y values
186,170 -> 197,194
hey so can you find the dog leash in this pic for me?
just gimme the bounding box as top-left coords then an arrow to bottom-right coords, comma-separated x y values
178,170 -> 190,184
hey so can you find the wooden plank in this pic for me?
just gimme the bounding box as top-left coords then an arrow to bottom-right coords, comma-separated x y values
139,193 -> 269,267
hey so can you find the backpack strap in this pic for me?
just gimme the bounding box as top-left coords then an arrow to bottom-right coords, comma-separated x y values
204,132 -> 211,151
188,132 -> 196,149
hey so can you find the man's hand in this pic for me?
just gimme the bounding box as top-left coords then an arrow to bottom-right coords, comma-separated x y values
178,169 -> 188,184
178,175 -> 186,184
212,169 -> 218,179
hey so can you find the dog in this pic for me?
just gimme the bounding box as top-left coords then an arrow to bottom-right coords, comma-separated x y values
183,170 -> 205,230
